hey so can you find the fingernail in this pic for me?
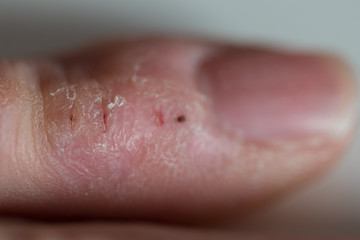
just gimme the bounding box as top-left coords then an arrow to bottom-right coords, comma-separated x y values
198,49 -> 357,141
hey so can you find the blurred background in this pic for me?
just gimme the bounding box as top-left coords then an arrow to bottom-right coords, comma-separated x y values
0,0 -> 359,236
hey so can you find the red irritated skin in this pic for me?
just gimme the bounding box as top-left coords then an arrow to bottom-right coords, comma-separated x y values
0,38 -> 357,223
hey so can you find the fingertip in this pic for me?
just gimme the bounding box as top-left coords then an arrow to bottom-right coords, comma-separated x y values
197,49 -> 357,142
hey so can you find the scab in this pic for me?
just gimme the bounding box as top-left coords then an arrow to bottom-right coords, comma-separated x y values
177,115 -> 186,123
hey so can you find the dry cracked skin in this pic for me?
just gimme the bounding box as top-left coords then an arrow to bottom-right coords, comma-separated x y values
0,37 -> 357,239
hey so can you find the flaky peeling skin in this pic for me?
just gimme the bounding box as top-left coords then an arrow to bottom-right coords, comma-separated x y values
0,38 -> 356,223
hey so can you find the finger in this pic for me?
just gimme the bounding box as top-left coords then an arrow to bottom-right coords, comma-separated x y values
0,221 -> 355,240
2,222 -> 243,240
0,38 -> 356,223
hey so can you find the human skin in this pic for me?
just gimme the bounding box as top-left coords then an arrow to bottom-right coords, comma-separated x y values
0,38 -> 357,238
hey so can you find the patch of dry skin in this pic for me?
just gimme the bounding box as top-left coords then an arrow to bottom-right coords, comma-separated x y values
33,50 -> 240,217
0,39 -> 355,222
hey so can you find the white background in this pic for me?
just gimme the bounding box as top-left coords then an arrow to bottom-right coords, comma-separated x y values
0,0 -> 359,236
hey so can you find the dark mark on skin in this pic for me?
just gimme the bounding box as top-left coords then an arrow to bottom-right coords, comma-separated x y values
103,112 -> 107,125
177,115 -> 186,123
70,113 -> 75,131
103,112 -> 108,132
157,111 -> 165,126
